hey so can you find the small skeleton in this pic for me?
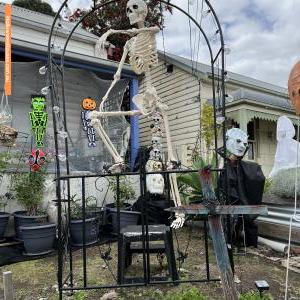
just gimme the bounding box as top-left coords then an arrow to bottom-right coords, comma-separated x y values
81,97 -> 97,147
29,95 -> 48,148
92,0 -> 185,228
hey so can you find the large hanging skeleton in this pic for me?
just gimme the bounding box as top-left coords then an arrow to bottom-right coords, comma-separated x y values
91,0 -> 185,228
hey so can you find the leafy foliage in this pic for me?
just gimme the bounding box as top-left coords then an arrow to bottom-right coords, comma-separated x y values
159,287 -> 207,300
12,171 -> 45,215
12,0 -> 55,16
239,291 -> 273,300
70,195 -> 99,220
73,0 -> 171,50
0,152 -> 11,171
200,102 -> 216,154
108,176 -> 136,207
177,155 -> 217,205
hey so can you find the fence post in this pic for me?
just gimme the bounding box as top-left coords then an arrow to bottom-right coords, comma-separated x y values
3,271 -> 13,300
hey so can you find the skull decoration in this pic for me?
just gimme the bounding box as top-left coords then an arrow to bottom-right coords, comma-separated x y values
126,0 -> 148,25
146,159 -> 162,172
288,60 -> 300,115
151,136 -> 161,148
150,147 -> 161,161
146,173 -> 164,194
226,128 -> 248,158
28,149 -> 46,172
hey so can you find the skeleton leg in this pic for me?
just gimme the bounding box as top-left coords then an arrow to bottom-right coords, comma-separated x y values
158,108 -> 185,229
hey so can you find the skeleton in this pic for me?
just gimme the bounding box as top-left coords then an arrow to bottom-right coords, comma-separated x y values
92,0 -> 185,228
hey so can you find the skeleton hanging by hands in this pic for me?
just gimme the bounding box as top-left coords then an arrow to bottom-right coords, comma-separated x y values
92,0 -> 185,228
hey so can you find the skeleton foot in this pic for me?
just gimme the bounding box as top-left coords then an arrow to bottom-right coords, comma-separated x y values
171,213 -> 185,229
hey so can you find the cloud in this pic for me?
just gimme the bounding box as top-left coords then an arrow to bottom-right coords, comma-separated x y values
4,0 -> 300,87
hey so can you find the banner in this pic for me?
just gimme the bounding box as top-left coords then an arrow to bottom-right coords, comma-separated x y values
4,4 -> 12,96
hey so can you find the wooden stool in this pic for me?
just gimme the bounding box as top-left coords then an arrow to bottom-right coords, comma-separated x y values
118,224 -> 178,284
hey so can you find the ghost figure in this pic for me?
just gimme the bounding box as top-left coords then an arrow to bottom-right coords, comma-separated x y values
226,128 -> 248,158
146,173 -> 164,194
269,116 -> 300,177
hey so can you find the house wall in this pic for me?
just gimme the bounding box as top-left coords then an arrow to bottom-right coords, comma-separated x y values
256,120 -> 277,176
139,61 -> 213,166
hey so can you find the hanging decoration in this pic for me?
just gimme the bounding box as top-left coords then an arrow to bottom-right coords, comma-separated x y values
0,5 -> 13,126
0,93 -> 12,125
288,60 -> 300,115
28,149 -> 46,172
81,97 -> 97,147
29,95 -> 48,148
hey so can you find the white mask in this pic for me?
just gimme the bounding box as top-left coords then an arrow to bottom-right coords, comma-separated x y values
226,128 -> 248,157
146,174 -> 164,194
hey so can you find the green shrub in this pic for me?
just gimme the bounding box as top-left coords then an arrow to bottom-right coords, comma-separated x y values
12,171 -> 45,215
162,287 -> 207,300
240,291 -> 273,300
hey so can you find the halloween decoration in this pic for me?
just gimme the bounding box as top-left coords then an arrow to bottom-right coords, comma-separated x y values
269,116 -> 300,177
28,149 -> 46,172
288,60 -> 300,114
29,95 -> 48,148
226,128 -> 248,158
219,128 -> 265,247
91,0 -> 184,228
0,124 -> 17,146
81,97 -> 97,147
0,93 -> 12,125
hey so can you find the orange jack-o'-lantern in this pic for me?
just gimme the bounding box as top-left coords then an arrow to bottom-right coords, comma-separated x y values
288,60 -> 300,115
81,97 -> 97,111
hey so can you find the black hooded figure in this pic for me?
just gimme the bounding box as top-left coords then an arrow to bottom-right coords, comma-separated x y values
218,128 -> 265,247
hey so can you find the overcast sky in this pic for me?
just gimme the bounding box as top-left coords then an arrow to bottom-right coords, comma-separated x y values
3,0 -> 300,88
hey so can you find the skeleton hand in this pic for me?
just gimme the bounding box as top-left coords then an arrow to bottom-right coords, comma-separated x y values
114,71 -> 121,81
95,30 -> 113,56
170,213 -> 185,229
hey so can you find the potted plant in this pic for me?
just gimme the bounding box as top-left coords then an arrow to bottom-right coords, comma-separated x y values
0,194 -> 10,242
12,170 -> 56,255
69,194 -> 100,246
106,176 -> 140,234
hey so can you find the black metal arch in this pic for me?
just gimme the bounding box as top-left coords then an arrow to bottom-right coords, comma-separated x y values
46,1 -> 227,299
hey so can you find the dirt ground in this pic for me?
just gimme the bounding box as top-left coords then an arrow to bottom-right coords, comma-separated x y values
0,226 -> 300,300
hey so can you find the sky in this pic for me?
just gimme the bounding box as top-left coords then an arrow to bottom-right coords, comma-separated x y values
3,0 -> 300,88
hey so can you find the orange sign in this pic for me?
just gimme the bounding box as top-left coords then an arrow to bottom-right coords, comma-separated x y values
4,4 -> 12,96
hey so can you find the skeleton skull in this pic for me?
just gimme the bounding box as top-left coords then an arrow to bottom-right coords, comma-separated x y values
226,128 -> 248,158
146,159 -> 162,172
151,136 -> 161,148
146,174 -> 164,194
150,148 -> 161,160
126,0 -> 148,25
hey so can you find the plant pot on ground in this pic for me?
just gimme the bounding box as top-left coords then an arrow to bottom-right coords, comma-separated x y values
0,194 -> 10,242
12,170 -> 56,255
69,195 -> 100,246
105,176 -> 140,234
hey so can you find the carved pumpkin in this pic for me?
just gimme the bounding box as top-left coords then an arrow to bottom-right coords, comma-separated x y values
288,60 -> 300,114
81,97 -> 96,111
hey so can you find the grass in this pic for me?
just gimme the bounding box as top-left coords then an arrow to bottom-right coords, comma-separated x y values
0,227 -> 300,299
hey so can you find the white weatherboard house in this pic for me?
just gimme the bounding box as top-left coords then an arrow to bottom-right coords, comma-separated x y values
140,51 -> 296,177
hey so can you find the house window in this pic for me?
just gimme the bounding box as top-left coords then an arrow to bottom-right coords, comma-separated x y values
247,120 -> 256,160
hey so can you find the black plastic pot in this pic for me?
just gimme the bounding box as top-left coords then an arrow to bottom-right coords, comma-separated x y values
70,217 -> 99,246
20,223 -> 56,256
14,211 -> 47,241
106,203 -> 140,234
0,212 -> 10,242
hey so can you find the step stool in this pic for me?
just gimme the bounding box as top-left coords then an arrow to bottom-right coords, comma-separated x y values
118,224 -> 178,284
